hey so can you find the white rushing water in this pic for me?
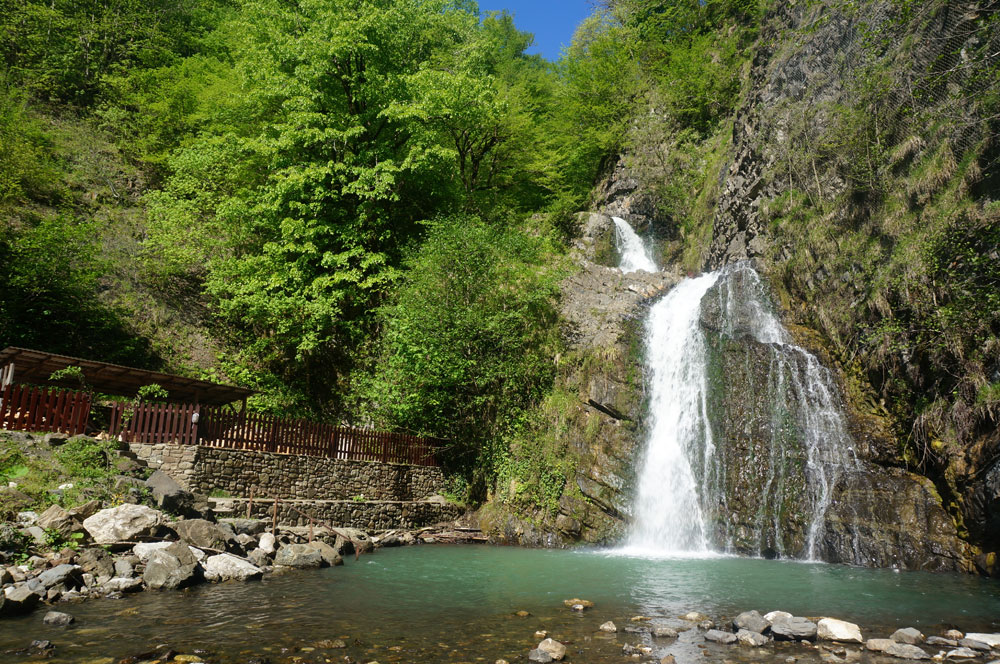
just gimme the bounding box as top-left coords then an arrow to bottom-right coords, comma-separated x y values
625,271 -> 721,554
612,216 -> 657,273
616,224 -> 857,558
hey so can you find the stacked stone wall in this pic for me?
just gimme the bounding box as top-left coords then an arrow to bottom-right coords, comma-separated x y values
127,443 -> 447,501
228,499 -> 461,531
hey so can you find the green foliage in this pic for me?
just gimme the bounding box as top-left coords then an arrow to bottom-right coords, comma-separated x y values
136,383 -> 169,402
368,216 -> 564,497
0,435 -> 120,518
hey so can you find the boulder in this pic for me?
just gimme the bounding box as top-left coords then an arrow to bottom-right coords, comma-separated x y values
965,634 -> 1000,648
886,643 -> 931,660
145,471 -> 210,519
818,618 -> 863,643
1,584 -> 40,615
599,621 -> 617,633
69,500 -> 101,520
37,564 -> 82,589
114,559 -> 135,578
221,519 -> 267,536
334,529 -> 373,555
172,519 -> 233,551
37,504 -> 84,538
83,505 -> 164,544
945,648 -> 979,659
959,639 -> 991,651
102,577 -> 144,593
536,638 -> 566,661
733,610 -> 770,634
528,649 -> 553,664
247,548 -> 270,568
133,541 -> 173,562
764,610 -> 792,622
705,630 -> 738,644
203,554 -> 263,582
274,543 -> 323,568
258,532 -> 276,554
771,616 -> 817,641
143,541 -> 201,590
737,629 -> 769,647
307,541 -> 343,567
868,638 -> 896,652
75,548 -> 115,579
43,610 -> 75,626
893,628 -> 925,644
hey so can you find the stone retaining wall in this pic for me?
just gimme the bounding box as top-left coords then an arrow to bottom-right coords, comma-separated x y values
223,498 -> 462,530
128,443 -> 447,502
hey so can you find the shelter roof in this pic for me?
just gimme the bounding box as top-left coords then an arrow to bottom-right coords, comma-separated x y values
0,347 -> 254,406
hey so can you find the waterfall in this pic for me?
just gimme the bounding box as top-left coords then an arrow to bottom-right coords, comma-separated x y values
612,217 -> 657,273
620,247 -> 858,559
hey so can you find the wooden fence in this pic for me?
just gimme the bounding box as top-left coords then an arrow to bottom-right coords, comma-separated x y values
109,402 -> 440,466
0,384 -> 92,436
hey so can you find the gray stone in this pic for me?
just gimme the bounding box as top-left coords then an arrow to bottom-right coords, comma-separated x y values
258,532 -> 276,554
25,525 -> 46,545
599,621 -> 617,633
75,548 -> 115,579
37,504 -> 84,538
16,511 -> 40,526
145,471 -> 208,519
733,610 -> 770,634
737,629 -> 769,647
705,630 -> 738,644
274,543 -> 323,568
247,548 -> 270,568
43,610 -> 75,626
1,584 -> 40,615
653,626 -> 678,639
143,541 -> 200,590
771,617 -> 818,641
528,649 -> 553,664
927,637 -> 959,647
221,519 -> 267,536
202,554 -> 263,582
82,505 -> 164,544
893,628 -> 926,644
37,564 -> 81,589
765,610 -> 792,622
114,559 -> 134,578
965,634 -> 1000,648
958,639 -> 991,652
536,638 -> 566,661
886,643 -> 931,660
946,648 -> 979,659
307,541 -> 343,567
172,519 -> 233,551
866,639 -> 896,652
132,541 -> 173,562
102,577 -> 143,593
698,619 -> 715,630
818,618 -> 863,643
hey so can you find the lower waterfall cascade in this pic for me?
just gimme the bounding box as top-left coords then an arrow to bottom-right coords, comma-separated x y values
615,218 -> 859,560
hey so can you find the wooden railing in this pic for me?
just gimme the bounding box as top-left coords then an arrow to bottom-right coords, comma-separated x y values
109,402 -> 440,466
0,384 -> 92,436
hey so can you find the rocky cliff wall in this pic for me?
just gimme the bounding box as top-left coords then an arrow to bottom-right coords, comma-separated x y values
703,0 -> 998,572
128,443 -> 446,502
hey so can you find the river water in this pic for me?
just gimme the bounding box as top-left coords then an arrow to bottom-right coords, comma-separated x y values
3,545 -> 999,663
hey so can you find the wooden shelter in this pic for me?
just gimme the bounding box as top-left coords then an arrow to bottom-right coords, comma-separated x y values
0,346 -> 254,407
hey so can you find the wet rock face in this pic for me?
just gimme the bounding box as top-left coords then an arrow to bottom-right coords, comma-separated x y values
821,469 -> 972,572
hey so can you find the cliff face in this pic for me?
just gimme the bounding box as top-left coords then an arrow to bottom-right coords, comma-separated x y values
486,0 -> 998,573
705,0 -> 998,573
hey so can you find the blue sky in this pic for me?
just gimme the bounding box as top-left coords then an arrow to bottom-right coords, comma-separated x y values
478,1 -> 594,61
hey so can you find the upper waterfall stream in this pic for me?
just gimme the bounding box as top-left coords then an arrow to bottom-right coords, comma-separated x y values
613,218 -> 858,560
612,216 -> 657,273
